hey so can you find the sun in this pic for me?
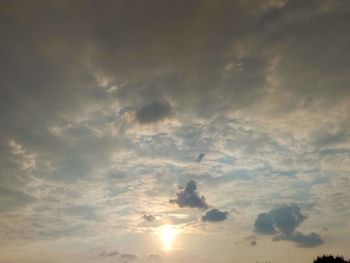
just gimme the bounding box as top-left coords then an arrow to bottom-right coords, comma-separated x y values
161,224 -> 176,251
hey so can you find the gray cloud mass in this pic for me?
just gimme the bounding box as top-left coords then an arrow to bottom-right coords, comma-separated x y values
254,204 -> 324,247
290,231 -> 324,248
136,101 -> 171,124
169,180 -> 209,209
201,208 -> 229,222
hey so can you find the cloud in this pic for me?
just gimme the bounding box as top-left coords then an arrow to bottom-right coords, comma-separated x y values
0,0 -> 349,259
63,205 -> 98,221
136,101 -> 171,124
254,204 -> 324,247
238,235 -> 257,247
9,140 -> 36,171
0,186 -> 35,212
201,208 -> 228,222
143,214 -> 156,222
169,180 -> 209,209
99,251 -> 137,260
194,153 -> 206,163
99,250 -> 119,257
290,231 -> 324,248
121,253 -> 138,260
255,204 -> 306,236
254,213 -> 277,235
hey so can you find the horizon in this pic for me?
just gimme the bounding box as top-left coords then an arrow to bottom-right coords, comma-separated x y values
0,1 -> 350,263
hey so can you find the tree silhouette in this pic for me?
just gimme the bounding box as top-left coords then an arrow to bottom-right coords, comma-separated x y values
314,255 -> 350,263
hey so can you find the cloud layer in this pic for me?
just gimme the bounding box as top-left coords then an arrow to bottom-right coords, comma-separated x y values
0,0 -> 349,262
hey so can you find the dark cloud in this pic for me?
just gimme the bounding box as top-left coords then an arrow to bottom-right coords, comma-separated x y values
254,213 -> 276,235
254,204 -> 324,247
143,214 -> 156,222
0,0 -> 349,134
136,101 -> 171,124
201,208 -> 228,222
0,0 -> 349,186
194,153 -> 206,163
290,231 -> 324,248
255,204 -> 306,236
169,180 -> 209,209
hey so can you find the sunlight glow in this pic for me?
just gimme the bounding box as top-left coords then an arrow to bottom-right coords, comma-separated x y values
161,224 -> 176,251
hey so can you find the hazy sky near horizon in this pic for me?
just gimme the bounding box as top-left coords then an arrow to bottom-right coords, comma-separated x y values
1,1 -> 350,263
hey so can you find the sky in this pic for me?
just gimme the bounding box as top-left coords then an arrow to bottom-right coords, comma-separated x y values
0,0 -> 350,263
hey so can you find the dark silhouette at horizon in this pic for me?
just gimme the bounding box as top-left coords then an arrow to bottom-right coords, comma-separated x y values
314,255 -> 350,263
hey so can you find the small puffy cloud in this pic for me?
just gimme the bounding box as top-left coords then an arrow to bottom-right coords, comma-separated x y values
254,204 -> 324,247
169,180 -> 209,209
238,235 -> 257,247
136,101 -> 171,124
201,208 -> 228,222
107,169 -> 127,180
143,214 -> 156,222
